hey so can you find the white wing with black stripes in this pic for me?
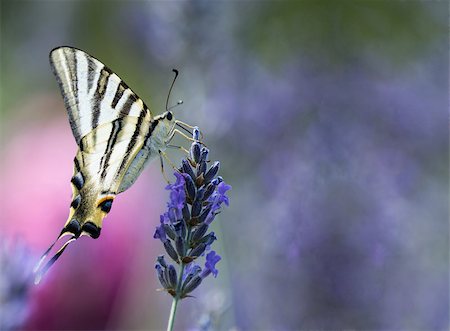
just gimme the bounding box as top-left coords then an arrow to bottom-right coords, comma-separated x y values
34,46 -> 178,284
49,46 -> 151,145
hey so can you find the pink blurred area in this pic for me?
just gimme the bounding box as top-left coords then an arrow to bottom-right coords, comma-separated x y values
0,94 -> 170,330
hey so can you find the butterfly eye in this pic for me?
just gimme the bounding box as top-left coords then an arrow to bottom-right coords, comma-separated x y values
65,219 -> 81,237
82,222 -> 101,239
166,112 -> 173,121
98,198 -> 113,213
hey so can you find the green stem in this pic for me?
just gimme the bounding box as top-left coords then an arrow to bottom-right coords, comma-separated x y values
166,295 -> 178,331
166,262 -> 184,331
166,227 -> 192,331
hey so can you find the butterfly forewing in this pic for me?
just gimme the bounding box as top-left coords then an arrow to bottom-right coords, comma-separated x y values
49,46 -> 152,145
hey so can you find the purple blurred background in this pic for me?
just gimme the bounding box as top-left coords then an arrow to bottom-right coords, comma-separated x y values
0,1 -> 448,330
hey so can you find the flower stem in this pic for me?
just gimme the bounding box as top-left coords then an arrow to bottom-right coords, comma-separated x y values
166,262 -> 185,331
167,294 -> 179,331
167,227 -> 192,331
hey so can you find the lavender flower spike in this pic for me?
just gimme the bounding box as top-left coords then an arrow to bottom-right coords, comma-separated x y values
153,127 -> 231,330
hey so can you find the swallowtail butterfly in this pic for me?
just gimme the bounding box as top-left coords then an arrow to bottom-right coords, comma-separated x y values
34,46 -> 193,284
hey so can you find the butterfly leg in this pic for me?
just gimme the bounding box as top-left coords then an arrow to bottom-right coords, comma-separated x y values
158,149 -> 181,184
166,129 -> 208,148
165,128 -> 193,144
174,120 -> 197,130
158,150 -> 171,184
167,144 -> 190,155
174,120 -> 204,140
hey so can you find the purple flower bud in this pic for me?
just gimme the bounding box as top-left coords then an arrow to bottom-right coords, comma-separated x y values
202,183 -> 215,201
192,126 -> 200,141
157,255 -> 168,268
199,147 -> 209,164
182,204 -> 190,222
153,224 -> 167,242
163,241 -> 179,262
184,173 -> 196,200
181,159 -> 196,180
204,211 -> 216,225
182,275 -> 202,295
167,265 -> 178,288
203,161 -> 220,183
191,199 -> 202,218
197,160 -> 207,177
191,223 -> 209,242
190,142 -> 201,163
175,236 -> 185,257
173,220 -> 186,237
199,206 -> 212,224
163,224 -> 176,240
189,243 -> 207,258
199,232 -> 217,246
155,264 -> 169,289
181,263 -> 202,295
196,187 -> 205,200
163,267 -> 172,288
183,263 -> 202,284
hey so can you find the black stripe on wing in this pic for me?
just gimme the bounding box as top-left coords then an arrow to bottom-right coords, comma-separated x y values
50,47 -> 80,140
99,120 -> 123,179
119,93 -> 138,117
111,82 -> 127,109
91,67 -> 112,129
115,110 -> 148,178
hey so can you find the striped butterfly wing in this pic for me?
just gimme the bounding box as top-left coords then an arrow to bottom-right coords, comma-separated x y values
33,46 -> 171,284
50,46 -> 155,194
50,46 -> 151,145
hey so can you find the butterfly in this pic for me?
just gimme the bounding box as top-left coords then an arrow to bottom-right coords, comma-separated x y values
34,46 -> 194,284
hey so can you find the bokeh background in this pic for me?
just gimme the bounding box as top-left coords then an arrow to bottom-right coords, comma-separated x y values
0,1 -> 448,330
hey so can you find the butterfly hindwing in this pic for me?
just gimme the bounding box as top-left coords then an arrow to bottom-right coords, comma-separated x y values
49,46 -> 151,145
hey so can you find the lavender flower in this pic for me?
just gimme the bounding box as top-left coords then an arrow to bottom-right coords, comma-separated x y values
202,251 -> 221,278
154,129 -> 231,302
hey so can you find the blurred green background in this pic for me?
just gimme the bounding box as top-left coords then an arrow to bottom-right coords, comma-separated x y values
0,1 -> 448,330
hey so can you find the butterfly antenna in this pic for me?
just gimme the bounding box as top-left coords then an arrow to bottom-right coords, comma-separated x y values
166,69 -> 180,112
168,100 -> 183,111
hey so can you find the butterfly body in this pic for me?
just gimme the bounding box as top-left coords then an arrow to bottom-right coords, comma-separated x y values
34,46 -> 181,283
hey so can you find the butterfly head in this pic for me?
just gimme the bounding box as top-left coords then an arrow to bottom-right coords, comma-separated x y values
159,110 -> 174,128
153,111 -> 176,140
